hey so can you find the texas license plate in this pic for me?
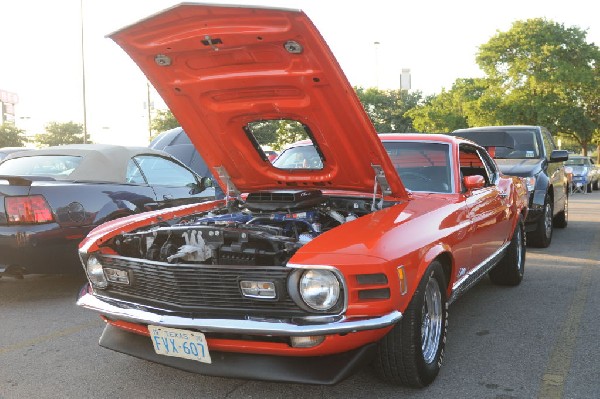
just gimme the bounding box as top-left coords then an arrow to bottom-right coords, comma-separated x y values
148,325 -> 212,363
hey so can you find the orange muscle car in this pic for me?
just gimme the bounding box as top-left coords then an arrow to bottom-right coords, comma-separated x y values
76,4 -> 529,387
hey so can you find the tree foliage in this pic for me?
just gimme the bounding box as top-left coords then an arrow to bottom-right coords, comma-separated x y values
35,121 -> 86,146
0,123 -> 27,147
271,120 -> 308,150
150,109 -> 180,139
355,87 -> 422,132
406,78 -> 505,132
407,18 -> 599,155
476,18 -> 600,154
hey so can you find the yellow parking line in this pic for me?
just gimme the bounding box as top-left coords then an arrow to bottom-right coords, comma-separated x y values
0,320 -> 103,355
537,233 -> 598,399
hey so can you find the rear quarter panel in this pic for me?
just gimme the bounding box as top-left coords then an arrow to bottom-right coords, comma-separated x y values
27,181 -> 158,227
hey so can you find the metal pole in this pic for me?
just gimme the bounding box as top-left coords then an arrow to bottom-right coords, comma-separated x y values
374,41 -> 380,88
80,0 -> 88,144
147,81 -> 152,140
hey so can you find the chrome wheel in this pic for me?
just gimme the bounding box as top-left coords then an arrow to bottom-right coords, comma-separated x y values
421,275 -> 442,364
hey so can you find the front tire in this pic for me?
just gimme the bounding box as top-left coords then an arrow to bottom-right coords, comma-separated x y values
528,194 -> 553,248
553,192 -> 568,229
489,216 -> 525,286
374,261 -> 448,387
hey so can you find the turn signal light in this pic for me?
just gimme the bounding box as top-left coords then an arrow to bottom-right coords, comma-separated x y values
290,335 -> 325,348
5,195 -> 54,224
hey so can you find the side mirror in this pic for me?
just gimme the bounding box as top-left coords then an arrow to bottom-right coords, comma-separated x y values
189,177 -> 213,195
463,175 -> 486,191
550,150 -> 569,163
200,177 -> 213,189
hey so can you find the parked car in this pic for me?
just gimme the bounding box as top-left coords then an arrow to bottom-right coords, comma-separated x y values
0,147 -> 31,161
450,126 -> 569,248
591,157 -> 600,190
565,155 -> 598,193
150,127 -> 275,195
0,144 -> 214,277
149,127 -> 224,198
76,4 -> 529,387
262,148 -> 279,162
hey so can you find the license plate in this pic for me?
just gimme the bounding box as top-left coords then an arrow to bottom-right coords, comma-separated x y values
148,325 -> 212,363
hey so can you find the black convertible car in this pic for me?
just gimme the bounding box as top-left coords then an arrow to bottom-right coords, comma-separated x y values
0,144 -> 213,276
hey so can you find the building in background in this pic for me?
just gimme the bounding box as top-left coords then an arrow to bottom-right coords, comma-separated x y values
0,89 -> 19,124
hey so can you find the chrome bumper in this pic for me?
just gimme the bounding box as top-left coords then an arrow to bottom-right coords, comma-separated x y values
77,291 -> 402,336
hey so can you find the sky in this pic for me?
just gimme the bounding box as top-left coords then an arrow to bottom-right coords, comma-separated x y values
0,0 -> 598,146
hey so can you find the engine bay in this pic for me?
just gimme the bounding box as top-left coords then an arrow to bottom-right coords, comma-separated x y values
113,190 -> 379,266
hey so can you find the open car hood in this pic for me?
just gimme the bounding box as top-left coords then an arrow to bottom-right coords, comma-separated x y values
110,3 -> 407,199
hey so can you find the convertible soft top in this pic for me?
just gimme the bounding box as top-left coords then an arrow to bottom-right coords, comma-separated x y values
1,144 -> 171,183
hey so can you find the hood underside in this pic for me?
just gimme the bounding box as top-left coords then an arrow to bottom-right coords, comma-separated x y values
110,3 -> 407,199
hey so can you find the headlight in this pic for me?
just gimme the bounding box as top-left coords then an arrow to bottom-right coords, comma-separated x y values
524,176 -> 536,192
86,255 -> 108,288
299,269 -> 340,311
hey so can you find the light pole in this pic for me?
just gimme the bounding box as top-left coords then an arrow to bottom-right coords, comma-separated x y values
146,81 -> 153,140
80,0 -> 88,144
374,41 -> 380,88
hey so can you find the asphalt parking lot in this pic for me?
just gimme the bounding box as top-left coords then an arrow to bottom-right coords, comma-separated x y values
1,194 -> 599,399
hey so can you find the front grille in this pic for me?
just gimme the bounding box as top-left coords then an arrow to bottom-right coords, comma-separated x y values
100,256 -> 310,316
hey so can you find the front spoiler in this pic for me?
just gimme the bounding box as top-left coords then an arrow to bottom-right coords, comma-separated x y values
77,289 -> 402,336
100,323 -> 377,385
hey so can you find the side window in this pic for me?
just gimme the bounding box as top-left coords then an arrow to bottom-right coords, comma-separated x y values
459,144 -> 492,188
133,155 -> 198,186
126,159 -> 146,184
478,148 -> 498,184
541,128 -> 555,157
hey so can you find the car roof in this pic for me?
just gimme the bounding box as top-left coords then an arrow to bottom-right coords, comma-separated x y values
282,133 -> 466,148
453,125 -> 542,132
2,144 -> 173,183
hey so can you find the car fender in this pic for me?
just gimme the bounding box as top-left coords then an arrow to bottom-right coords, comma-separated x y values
415,242 -> 454,293
532,172 -> 551,209
94,199 -> 140,224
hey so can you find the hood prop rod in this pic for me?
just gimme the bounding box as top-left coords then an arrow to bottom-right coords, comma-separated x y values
371,165 -> 391,211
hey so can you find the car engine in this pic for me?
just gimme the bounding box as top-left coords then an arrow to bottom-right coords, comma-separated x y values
113,190 -> 376,267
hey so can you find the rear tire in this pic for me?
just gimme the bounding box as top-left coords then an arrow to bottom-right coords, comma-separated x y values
489,216 -> 525,286
553,193 -> 568,228
528,194 -> 553,248
374,261 -> 448,387
587,182 -> 593,193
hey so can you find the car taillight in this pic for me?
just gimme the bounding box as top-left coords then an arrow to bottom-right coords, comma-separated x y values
5,195 -> 54,224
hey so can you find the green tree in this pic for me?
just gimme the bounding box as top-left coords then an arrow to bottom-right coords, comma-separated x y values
406,78 -> 498,132
271,120 -> 308,150
246,120 -> 279,146
35,121 -> 85,146
355,87 -> 423,132
0,123 -> 27,147
150,109 -> 179,139
476,18 -> 600,154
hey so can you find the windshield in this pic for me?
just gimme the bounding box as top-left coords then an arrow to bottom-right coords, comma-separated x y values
274,141 -> 452,193
565,158 -> 589,166
0,155 -> 83,178
492,130 -> 540,159
273,145 -> 323,169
